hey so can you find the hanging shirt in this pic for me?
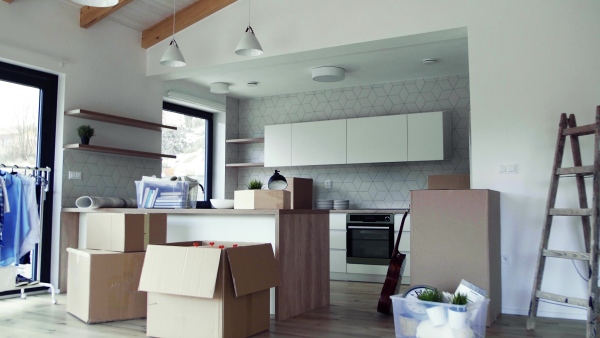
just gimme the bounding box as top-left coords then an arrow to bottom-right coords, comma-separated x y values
0,175 -> 9,213
0,172 -> 30,267
0,177 -> 4,248
19,174 -> 40,258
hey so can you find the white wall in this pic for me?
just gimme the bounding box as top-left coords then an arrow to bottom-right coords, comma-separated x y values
154,0 -> 600,320
0,0 -> 163,289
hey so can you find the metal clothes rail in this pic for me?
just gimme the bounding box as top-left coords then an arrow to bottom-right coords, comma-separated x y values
0,164 -> 56,304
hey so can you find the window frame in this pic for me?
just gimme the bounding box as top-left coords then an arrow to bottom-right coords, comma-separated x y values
0,60 -> 58,288
162,101 -> 213,209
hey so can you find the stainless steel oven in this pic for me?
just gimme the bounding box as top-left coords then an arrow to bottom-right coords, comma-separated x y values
346,214 -> 394,265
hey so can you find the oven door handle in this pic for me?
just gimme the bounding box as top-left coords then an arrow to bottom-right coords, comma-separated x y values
347,226 -> 391,230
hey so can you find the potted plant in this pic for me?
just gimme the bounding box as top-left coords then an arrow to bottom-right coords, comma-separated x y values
247,179 -> 263,190
448,292 -> 469,329
417,288 -> 446,326
77,125 -> 95,145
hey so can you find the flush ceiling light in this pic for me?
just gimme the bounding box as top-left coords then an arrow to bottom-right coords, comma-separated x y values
160,0 -> 186,67
71,0 -> 118,7
235,0 -> 263,56
423,59 -> 437,64
312,66 -> 346,82
210,82 -> 230,94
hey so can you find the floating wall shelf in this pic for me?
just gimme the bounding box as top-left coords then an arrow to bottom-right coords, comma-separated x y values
64,144 -> 176,159
225,162 -> 265,168
226,137 -> 264,144
65,109 -> 177,132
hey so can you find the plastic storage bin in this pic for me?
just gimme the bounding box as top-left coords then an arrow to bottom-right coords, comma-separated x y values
390,295 -> 489,338
135,180 -> 197,209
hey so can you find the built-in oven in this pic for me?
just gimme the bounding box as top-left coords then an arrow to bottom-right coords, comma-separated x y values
346,214 -> 394,265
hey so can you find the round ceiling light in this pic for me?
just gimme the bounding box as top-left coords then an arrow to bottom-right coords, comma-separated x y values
422,59 -> 437,64
210,82 -> 230,94
312,66 -> 345,82
71,0 -> 118,7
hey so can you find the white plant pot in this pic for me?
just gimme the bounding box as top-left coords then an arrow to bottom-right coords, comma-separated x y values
448,308 -> 468,329
425,305 -> 447,326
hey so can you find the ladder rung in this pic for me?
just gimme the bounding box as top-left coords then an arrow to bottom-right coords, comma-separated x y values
563,123 -> 596,136
556,165 -> 595,176
535,291 -> 587,308
543,249 -> 590,261
549,208 -> 592,216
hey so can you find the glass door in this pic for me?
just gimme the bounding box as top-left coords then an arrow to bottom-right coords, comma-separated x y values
0,61 -> 57,291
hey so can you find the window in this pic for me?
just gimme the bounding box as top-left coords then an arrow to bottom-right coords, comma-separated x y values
162,102 -> 213,208
0,60 -> 58,288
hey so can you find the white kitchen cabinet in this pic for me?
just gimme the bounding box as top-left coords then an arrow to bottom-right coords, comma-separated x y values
346,114 -> 407,164
330,230 -> 346,250
264,124 -> 292,167
330,213 -> 346,230
330,250 -> 347,273
292,119 -> 346,166
407,111 -> 451,161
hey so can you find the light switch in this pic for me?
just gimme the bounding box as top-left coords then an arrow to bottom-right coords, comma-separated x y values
324,180 -> 332,189
498,165 -> 506,173
69,171 -> 82,180
506,164 -> 517,174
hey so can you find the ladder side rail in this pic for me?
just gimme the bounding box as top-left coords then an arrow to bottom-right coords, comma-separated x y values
568,114 -> 592,254
527,113 -> 569,330
587,106 -> 600,338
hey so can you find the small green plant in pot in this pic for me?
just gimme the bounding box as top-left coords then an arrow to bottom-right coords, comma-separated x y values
417,288 -> 446,327
448,292 -> 469,329
247,179 -> 263,190
77,125 -> 95,145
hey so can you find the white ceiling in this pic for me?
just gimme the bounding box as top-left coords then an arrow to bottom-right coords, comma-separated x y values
175,28 -> 470,99
62,1 -> 469,100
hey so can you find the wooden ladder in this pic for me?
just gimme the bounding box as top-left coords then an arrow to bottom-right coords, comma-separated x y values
527,106 -> 600,337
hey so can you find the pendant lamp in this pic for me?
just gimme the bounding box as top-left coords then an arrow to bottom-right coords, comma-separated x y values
268,170 -> 287,190
235,0 -> 263,56
160,0 -> 186,67
71,0 -> 118,7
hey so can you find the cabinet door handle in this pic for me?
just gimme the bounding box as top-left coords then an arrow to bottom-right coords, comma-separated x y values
347,226 -> 390,230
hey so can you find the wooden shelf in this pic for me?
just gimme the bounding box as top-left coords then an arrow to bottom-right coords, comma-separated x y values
225,162 -> 264,168
226,137 -> 264,144
64,144 -> 176,159
65,109 -> 176,132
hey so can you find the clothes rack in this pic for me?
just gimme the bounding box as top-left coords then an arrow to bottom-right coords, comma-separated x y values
0,164 -> 56,304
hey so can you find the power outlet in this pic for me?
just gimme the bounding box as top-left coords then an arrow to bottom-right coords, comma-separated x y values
501,254 -> 510,265
68,171 -> 82,180
324,180 -> 332,189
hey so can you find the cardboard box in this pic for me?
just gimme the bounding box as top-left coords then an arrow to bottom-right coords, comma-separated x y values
410,189 -> 501,326
86,213 -> 167,252
285,177 -> 313,209
427,173 -> 470,189
233,190 -> 291,209
138,241 -> 280,338
66,248 -> 146,323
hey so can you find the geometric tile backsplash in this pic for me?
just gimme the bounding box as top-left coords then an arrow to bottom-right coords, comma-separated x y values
227,74 -> 470,209
62,149 -> 161,207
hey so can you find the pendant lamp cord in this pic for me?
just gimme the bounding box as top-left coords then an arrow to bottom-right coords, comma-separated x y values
172,0 -> 176,38
248,0 -> 251,27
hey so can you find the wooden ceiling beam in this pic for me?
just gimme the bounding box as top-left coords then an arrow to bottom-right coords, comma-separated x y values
142,0 -> 237,49
80,0 -> 134,29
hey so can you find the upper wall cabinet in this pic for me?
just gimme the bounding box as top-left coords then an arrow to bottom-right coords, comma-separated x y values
264,124 -> 292,167
407,111 -> 451,161
347,114 -> 408,164
292,119 -> 347,166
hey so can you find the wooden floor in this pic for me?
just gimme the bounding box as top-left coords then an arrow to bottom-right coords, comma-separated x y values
0,281 -> 586,337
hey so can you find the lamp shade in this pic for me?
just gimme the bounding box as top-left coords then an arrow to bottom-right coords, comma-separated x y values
210,82 -> 230,94
268,170 -> 287,190
235,26 -> 263,56
312,66 -> 345,82
71,0 -> 118,7
160,39 -> 186,67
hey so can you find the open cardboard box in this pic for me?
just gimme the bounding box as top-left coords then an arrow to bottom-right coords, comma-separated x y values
138,241 -> 280,338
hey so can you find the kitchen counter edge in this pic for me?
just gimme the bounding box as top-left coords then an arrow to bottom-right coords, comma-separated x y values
61,208 -> 330,215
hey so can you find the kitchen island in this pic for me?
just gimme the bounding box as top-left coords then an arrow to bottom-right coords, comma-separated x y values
60,208 -> 330,321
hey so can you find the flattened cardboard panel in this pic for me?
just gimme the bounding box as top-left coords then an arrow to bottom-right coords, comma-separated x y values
139,244 -> 222,298
86,214 -> 112,251
66,248 -> 91,322
147,292 -> 223,338
148,213 -> 167,246
226,243 -> 280,297
122,214 -> 145,251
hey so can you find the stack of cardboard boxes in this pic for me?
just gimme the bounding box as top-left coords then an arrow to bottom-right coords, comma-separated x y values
66,213 -> 167,323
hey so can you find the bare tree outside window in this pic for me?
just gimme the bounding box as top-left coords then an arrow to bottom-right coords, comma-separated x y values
0,81 -> 39,166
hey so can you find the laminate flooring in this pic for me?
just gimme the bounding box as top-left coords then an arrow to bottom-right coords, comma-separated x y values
0,281 -> 586,337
